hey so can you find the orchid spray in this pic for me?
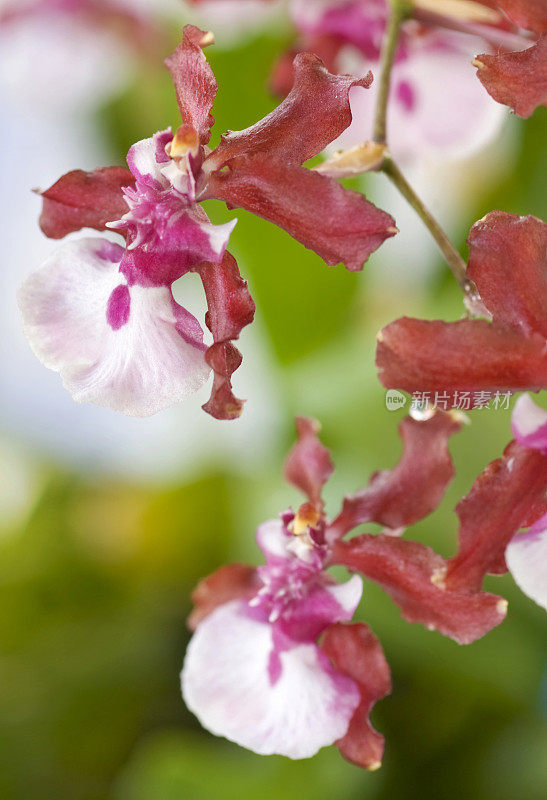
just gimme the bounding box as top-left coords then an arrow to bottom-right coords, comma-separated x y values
17,0 -> 546,773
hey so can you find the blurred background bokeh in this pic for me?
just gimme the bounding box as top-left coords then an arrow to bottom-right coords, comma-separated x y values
0,2 -> 545,799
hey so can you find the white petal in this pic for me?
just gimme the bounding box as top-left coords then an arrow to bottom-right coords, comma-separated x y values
182,601 -> 360,758
18,238 -> 210,416
326,574 -> 363,618
205,217 -> 238,258
0,12 -> 131,113
511,394 -> 547,452
506,515 -> 547,611
388,37 -> 506,163
332,34 -> 505,164
256,518 -> 290,561
291,0 -> 343,28
127,131 -> 171,186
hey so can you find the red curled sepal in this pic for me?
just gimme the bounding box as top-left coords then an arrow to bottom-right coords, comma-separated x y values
208,160 -> 396,271
377,318 -> 547,396
38,167 -> 134,239
475,35 -> 547,119
204,53 -> 396,270
320,623 -> 391,770
208,53 -> 372,169
187,563 -> 259,631
164,25 -> 218,145
193,251 -> 255,420
284,417 -> 334,509
328,411 -> 461,539
376,212 -> 547,404
332,535 -> 507,644
445,441 -> 547,591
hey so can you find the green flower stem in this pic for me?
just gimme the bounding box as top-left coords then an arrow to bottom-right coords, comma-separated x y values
372,0 -> 410,144
372,0 -> 476,299
380,157 -> 475,296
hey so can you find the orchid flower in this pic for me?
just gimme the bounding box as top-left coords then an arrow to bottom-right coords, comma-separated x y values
18,25 -> 395,420
377,211 -> 547,405
182,411 -> 520,768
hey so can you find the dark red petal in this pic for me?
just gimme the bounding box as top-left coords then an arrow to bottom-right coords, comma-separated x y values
284,417 -> 334,508
208,159 -> 396,270
333,535 -> 507,644
496,0 -> 547,34
38,167 -> 134,239
376,317 -> 547,401
207,52 -> 372,169
328,412 -> 461,539
475,35 -> 547,118
165,25 -> 218,145
188,563 -> 259,631
193,251 -> 255,420
467,211 -> 547,337
336,702 -> 385,771
320,623 -> 391,770
445,441 -> 547,591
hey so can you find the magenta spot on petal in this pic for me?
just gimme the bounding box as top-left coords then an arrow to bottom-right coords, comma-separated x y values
267,650 -> 282,685
106,284 -> 131,330
396,80 -> 415,113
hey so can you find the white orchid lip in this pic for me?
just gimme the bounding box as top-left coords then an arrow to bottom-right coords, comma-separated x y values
182,601 -> 361,759
17,237 -> 211,417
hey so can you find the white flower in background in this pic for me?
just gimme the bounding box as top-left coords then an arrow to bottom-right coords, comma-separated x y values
288,0 -> 505,164
0,0 -> 164,113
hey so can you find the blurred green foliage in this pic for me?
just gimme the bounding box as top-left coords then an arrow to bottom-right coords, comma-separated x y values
2,13 -> 546,800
